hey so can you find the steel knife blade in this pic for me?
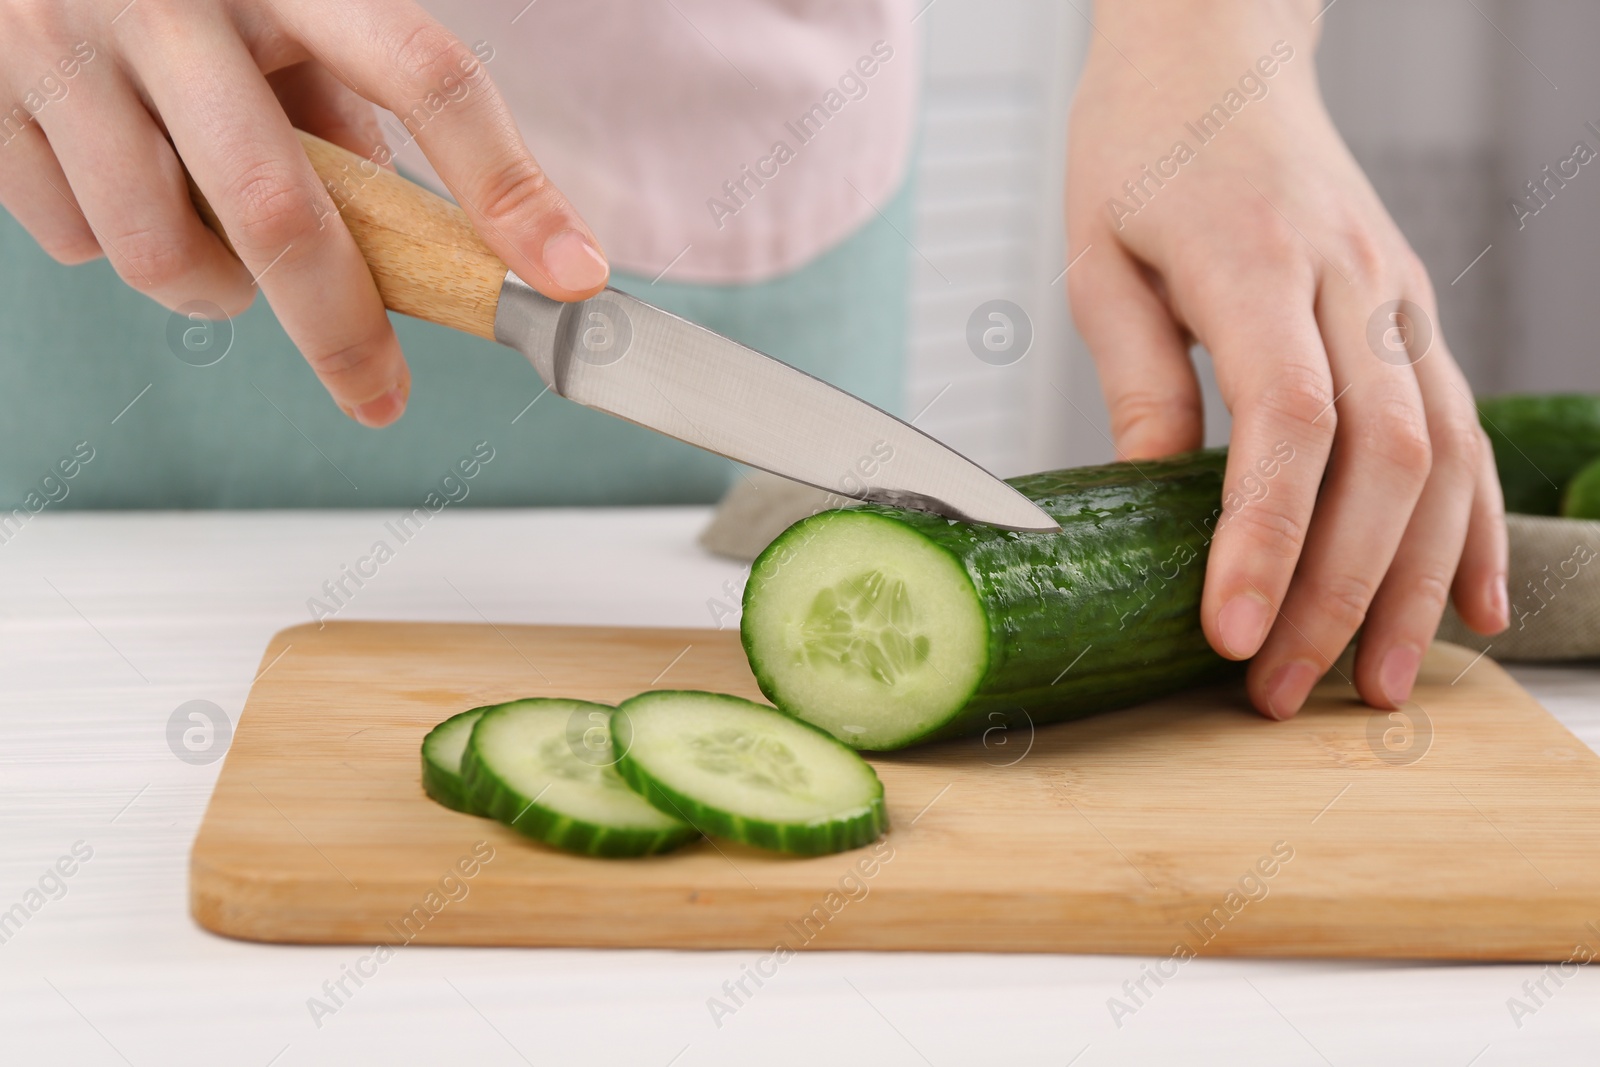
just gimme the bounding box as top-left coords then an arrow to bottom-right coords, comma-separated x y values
493,274 -> 1060,532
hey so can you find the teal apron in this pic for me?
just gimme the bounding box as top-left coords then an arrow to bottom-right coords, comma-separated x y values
0,183 -> 910,509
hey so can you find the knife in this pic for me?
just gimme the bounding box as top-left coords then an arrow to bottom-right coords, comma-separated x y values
194,132 -> 1060,533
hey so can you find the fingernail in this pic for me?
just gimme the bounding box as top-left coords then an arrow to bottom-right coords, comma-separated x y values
1264,659 -> 1319,719
1218,593 -> 1273,658
351,386 -> 406,428
1379,643 -> 1422,707
1488,573 -> 1509,630
542,229 -> 609,292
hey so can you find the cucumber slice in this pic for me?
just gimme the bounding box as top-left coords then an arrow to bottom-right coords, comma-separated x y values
461,698 -> 698,858
612,691 -> 887,855
421,707 -> 488,813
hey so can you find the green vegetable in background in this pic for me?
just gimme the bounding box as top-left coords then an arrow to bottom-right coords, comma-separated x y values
1479,394 -> 1600,516
1561,454 -> 1600,519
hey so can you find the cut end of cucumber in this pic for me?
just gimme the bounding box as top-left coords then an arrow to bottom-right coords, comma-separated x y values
741,511 -> 988,750
799,569 -> 932,685
614,691 -> 886,855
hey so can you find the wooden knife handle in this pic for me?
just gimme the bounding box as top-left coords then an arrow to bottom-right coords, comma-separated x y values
188,130 -> 509,340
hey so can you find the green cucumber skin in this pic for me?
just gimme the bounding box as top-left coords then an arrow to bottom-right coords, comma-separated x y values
459,702 -> 700,859
1479,394 -> 1600,515
612,693 -> 888,856
420,708 -> 488,814
462,756 -> 697,858
743,449 -> 1241,749
421,756 -> 473,814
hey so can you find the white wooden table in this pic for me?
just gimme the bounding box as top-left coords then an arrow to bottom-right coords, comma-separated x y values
1,509 -> 1596,1066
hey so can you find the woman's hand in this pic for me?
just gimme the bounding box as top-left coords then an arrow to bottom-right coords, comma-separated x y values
0,0 -> 609,426
1065,0 -> 1508,717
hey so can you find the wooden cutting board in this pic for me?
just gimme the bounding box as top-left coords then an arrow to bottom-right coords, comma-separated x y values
191,621 -> 1600,960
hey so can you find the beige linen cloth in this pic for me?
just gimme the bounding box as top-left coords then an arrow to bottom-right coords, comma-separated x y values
1435,514 -> 1600,661
704,482 -> 1600,663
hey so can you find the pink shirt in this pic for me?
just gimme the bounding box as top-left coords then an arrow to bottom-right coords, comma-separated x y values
402,0 -> 920,284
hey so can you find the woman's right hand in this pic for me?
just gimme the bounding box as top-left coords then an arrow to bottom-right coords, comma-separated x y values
0,0 -> 609,426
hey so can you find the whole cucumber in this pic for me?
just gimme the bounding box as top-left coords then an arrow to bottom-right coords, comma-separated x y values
740,448 -> 1258,750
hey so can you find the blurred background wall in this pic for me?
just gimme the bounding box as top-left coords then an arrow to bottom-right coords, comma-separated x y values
907,0 -> 1600,476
